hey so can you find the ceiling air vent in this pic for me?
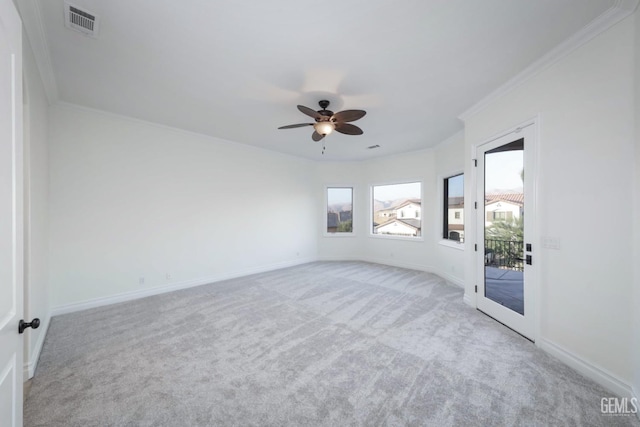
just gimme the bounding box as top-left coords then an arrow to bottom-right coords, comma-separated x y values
64,2 -> 99,38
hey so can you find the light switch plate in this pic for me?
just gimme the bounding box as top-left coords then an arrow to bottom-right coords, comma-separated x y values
543,237 -> 560,249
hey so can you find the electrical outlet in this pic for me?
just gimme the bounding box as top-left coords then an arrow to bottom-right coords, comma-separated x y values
139,277 -> 145,285
166,273 -> 172,280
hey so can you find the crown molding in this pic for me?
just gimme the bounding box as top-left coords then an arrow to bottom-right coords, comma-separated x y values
433,129 -> 465,150
17,0 -> 59,104
458,0 -> 639,122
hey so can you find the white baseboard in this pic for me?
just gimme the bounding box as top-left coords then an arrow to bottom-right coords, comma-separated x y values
318,255 -> 466,288
360,256 -> 430,273
23,314 -> 50,380
315,256 -> 361,262
432,268 -> 464,288
537,337 -> 634,399
51,257 -> 317,316
359,256 -> 465,289
463,292 -> 475,307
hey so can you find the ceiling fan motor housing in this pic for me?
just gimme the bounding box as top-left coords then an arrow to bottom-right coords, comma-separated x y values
317,111 -> 333,120
317,100 -> 333,120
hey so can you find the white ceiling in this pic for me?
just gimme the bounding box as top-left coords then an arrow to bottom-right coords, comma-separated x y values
22,0 -> 628,160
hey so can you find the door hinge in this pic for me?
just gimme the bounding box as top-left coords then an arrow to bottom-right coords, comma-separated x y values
474,244 -> 477,251
473,159 -> 477,167
475,285 -> 478,293
474,201 -> 477,209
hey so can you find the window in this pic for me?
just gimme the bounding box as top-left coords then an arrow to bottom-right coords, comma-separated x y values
443,174 -> 464,242
326,187 -> 353,234
371,182 -> 422,237
492,211 -> 513,221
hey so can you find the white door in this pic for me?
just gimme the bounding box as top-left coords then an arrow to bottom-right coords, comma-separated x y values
476,123 -> 536,340
0,1 -> 24,426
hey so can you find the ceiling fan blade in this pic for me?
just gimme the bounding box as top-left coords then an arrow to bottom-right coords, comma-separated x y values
332,109 -> 367,123
298,105 -> 322,120
312,131 -> 325,142
278,123 -> 313,129
335,123 -> 363,135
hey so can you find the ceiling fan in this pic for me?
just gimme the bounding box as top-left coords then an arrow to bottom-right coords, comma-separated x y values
278,100 -> 366,142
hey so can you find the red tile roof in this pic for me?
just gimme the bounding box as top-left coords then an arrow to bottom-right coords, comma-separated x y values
485,192 -> 524,205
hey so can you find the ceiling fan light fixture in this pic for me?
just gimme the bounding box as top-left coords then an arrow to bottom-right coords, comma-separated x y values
278,101 -> 365,150
314,121 -> 335,136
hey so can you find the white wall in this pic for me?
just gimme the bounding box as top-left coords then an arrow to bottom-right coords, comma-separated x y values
316,132 -> 467,287
359,149 -> 436,270
463,16 -> 635,393
633,10 -> 640,405
316,162 -> 363,261
48,102 -> 467,315
48,104 -> 318,310
22,31 -> 50,378
433,131 -> 466,286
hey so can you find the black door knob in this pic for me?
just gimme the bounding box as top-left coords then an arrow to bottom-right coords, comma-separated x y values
18,318 -> 40,334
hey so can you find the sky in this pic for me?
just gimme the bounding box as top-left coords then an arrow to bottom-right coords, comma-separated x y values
447,174 -> 464,197
485,151 -> 524,192
373,182 -> 421,201
327,187 -> 353,205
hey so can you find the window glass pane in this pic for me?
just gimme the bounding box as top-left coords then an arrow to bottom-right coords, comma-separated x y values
327,187 -> 353,233
443,174 -> 464,242
372,182 -> 421,237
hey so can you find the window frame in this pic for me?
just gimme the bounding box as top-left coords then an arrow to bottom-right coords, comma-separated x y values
440,172 -> 465,250
324,186 -> 355,237
369,180 -> 424,241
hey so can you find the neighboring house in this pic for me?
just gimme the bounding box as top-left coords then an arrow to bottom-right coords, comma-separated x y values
374,207 -> 396,225
484,193 -> 523,227
374,199 -> 422,236
375,218 -> 421,237
339,210 -> 352,223
394,199 -> 421,219
446,196 -> 464,241
327,212 -> 339,232
327,210 -> 352,233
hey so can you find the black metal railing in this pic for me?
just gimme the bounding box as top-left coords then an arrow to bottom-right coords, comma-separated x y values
484,239 -> 524,271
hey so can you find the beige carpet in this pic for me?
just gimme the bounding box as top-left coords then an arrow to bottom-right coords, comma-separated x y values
25,261 -> 638,426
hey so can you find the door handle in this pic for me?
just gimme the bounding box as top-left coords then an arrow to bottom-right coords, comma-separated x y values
18,318 -> 40,334
526,255 -> 532,265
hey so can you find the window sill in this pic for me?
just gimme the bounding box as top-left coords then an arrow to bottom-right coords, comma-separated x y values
369,234 -> 424,242
438,239 -> 465,251
324,232 -> 357,238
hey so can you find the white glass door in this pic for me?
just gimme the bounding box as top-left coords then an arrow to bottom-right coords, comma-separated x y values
476,124 -> 535,340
